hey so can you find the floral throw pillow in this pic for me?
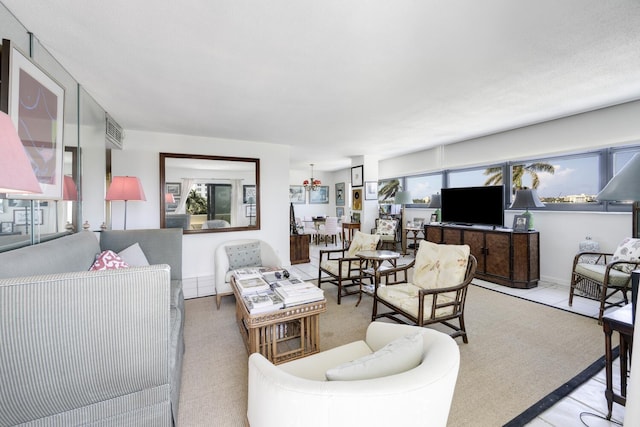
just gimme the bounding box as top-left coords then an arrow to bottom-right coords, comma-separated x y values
89,250 -> 129,271
611,237 -> 640,273
376,219 -> 397,236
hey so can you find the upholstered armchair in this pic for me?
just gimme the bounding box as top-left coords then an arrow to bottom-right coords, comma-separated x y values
371,218 -> 400,250
569,237 -> 640,322
214,239 -> 282,309
247,322 -> 460,427
372,240 -> 477,343
318,231 -> 381,304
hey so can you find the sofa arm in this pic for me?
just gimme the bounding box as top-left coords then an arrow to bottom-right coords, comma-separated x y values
0,265 -> 172,426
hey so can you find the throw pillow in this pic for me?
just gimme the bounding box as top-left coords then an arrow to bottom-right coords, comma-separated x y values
325,332 -> 423,381
376,219 -> 397,236
413,240 -> 470,290
611,237 -> 640,273
225,241 -> 262,270
89,250 -> 129,271
347,231 -> 381,258
118,242 -> 150,267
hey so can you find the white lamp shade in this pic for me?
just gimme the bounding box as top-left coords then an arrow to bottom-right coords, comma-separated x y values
597,153 -> 640,201
106,176 -> 146,201
0,111 -> 42,194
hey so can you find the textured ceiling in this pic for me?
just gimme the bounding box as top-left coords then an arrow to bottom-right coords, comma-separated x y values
3,0 -> 640,171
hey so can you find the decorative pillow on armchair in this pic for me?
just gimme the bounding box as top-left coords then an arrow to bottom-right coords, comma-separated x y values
375,219 -> 397,236
225,242 -> 262,270
611,237 -> 640,273
347,231 -> 380,257
413,240 -> 470,290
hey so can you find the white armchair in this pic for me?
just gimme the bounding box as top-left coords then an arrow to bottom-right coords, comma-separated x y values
214,239 -> 282,309
247,322 -> 460,427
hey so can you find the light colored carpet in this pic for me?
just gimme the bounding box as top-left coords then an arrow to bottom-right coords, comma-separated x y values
177,284 -> 604,427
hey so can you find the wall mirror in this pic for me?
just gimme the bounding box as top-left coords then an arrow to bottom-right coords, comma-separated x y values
160,153 -> 260,233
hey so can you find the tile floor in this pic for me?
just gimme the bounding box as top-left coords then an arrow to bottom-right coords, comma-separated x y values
289,240 -> 627,427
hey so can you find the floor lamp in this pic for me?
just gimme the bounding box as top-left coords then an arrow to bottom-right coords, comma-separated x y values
394,190 -> 412,254
106,176 -> 146,230
596,152 -> 640,239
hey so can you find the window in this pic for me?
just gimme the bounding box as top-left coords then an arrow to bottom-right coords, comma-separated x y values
406,173 -> 442,205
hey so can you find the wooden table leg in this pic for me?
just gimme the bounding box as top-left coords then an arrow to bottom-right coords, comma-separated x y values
604,323 -> 614,420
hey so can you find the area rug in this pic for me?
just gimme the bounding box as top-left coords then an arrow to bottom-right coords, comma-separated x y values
177,283 -> 605,427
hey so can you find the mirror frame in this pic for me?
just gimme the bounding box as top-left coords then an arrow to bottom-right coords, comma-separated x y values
159,152 -> 260,233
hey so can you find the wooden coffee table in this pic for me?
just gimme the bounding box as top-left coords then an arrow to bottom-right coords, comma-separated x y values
231,276 -> 327,364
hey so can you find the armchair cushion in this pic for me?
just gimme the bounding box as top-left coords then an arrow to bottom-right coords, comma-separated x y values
346,231 -> 380,257
325,332 -> 423,381
225,241 -> 262,269
574,263 -> 631,287
378,283 -> 457,318
611,237 -> 640,273
413,241 -> 471,290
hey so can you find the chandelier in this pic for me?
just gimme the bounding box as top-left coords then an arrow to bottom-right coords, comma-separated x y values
303,163 -> 321,191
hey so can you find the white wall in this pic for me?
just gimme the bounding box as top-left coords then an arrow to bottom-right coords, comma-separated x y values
109,130 -> 290,291
384,100 -> 640,287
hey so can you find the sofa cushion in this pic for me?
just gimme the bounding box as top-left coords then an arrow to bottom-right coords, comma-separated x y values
611,237 -> 640,273
89,250 -> 129,271
225,242 -> 262,270
118,242 -> 150,267
325,332 -> 423,381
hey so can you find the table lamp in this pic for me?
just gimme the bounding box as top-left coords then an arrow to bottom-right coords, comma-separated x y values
510,188 -> 545,230
106,176 -> 146,229
596,152 -> 640,238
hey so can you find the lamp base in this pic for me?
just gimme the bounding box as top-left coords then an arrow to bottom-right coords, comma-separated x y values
522,210 -> 534,230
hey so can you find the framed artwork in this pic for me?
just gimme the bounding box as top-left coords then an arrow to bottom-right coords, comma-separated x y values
310,186 -> 329,204
512,215 -> 529,232
13,208 -> 44,225
243,185 -> 256,203
335,182 -> 345,206
1,222 -> 14,233
0,199 -> 5,214
365,181 -> 377,200
352,188 -> 363,210
165,182 -> 181,212
289,185 -> 306,204
351,165 -> 363,187
245,205 -> 256,217
1,39 -> 65,200
352,212 -> 361,223
336,207 -> 345,218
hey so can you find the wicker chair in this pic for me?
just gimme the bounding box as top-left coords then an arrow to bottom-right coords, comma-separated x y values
318,231 -> 380,304
371,218 -> 400,251
372,240 -> 477,343
569,237 -> 640,323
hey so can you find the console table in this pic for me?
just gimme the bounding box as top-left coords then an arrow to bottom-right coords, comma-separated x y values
290,234 -> 310,264
603,304 -> 633,419
424,224 -> 539,288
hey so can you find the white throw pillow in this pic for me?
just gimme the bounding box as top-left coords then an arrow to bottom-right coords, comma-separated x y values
325,332 -> 423,381
118,242 -> 150,267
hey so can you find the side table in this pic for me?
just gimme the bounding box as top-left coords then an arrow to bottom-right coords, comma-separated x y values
404,227 -> 424,256
602,303 -> 634,419
355,250 -> 400,307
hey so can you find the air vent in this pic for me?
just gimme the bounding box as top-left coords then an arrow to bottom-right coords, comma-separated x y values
105,113 -> 124,149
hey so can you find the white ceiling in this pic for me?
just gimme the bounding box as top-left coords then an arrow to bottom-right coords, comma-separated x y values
3,0 -> 640,171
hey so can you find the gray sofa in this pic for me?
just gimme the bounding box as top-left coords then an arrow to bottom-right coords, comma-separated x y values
0,228 -> 184,426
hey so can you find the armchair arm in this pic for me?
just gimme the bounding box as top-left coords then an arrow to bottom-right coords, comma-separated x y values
319,247 -> 348,262
572,251 -> 613,268
377,260 -> 415,285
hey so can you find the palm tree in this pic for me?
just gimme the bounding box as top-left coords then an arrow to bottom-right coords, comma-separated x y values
484,163 -> 555,190
378,179 -> 400,202
186,189 -> 207,214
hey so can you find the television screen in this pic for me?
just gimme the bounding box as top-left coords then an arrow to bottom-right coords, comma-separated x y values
440,186 -> 505,227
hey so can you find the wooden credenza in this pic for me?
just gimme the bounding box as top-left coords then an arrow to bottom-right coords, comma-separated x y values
424,224 -> 539,288
290,234 -> 310,265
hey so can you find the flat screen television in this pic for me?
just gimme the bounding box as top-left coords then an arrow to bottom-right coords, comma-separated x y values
440,185 -> 505,227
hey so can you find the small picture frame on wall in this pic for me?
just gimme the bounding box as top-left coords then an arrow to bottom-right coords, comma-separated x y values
310,186 -> 329,204
336,207 -> 344,218
335,182 -> 345,206
351,165 -> 363,187
243,185 -> 256,203
364,181 -> 377,200
512,215 -> 529,232
289,185 -> 306,204
352,188 -> 363,210
1,222 -> 14,233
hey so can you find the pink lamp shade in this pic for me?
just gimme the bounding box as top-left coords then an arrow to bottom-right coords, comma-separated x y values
63,175 -> 78,201
165,193 -> 175,204
0,111 -> 42,194
105,176 -> 146,201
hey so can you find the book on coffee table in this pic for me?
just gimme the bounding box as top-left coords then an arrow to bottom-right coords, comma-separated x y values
273,280 -> 324,306
242,290 -> 284,314
235,276 -> 270,295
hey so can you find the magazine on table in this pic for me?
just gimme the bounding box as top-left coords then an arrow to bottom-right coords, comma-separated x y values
242,290 -> 284,314
273,280 -> 324,306
235,276 -> 270,295
232,268 -> 263,281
